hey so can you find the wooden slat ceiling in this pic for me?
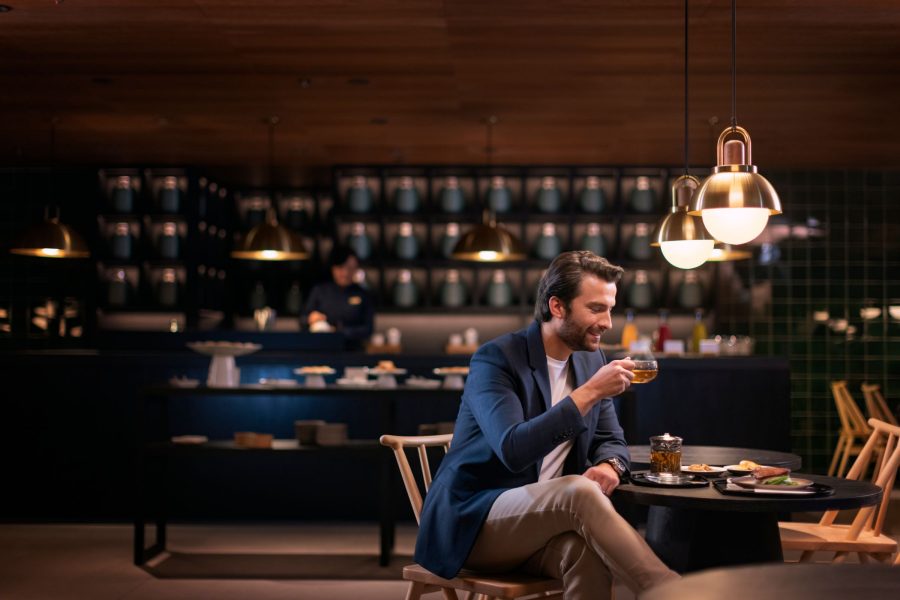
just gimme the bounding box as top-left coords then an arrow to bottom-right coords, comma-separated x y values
1,0 -> 899,184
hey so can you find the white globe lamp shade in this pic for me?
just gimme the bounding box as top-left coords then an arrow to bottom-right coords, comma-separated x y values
660,239 -> 715,270
700,207 -> 770,245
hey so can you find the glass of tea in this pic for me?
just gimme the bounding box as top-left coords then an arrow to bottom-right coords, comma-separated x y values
630,347 -> 658,384
649,433 -> 683,475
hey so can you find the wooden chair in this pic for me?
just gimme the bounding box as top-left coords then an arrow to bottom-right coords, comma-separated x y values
862,384 -> 898,427
379,433 -> 563,600
828,381 -> 873,477
780,418 -> 900,564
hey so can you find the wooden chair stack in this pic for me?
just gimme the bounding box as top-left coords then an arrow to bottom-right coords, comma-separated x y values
828,381 -> 874,477
779,418 -> 900,564
379,433 -> 563,600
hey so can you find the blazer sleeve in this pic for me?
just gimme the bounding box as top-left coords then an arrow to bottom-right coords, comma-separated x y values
464,342 -> 587,474
587,397 -> 630,470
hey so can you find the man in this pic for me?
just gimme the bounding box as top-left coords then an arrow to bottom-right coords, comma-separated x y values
302,245 -> 374,349
415,251 -> 678,599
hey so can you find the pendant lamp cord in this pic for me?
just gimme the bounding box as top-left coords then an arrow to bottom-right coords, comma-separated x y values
683,0 -> 689,177
48,117 -> 59,221
267,115 -> 279,221
731,0 -> 737,132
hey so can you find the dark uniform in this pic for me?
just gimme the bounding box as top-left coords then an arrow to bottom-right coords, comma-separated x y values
302,282 -> 374,349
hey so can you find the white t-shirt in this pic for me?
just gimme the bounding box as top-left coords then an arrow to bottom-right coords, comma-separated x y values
538,355 -> 575,481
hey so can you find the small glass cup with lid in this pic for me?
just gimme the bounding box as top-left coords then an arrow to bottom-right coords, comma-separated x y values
649,432 -> 683,476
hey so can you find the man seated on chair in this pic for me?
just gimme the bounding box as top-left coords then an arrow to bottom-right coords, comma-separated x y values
415,251 -> 679,599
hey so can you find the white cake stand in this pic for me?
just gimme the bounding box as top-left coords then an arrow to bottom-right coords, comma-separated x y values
366,368 -> 407,389
433,367 -> 469,390
187,341 -> 262,387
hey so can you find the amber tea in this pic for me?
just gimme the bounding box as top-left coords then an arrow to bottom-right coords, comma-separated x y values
631,360 -> 658,384
650,449 -> 681,474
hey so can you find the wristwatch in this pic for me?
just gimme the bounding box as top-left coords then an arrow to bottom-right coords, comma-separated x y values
603,457 -> 627,479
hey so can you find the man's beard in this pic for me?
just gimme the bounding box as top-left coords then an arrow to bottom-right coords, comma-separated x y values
557,312 -> 601,353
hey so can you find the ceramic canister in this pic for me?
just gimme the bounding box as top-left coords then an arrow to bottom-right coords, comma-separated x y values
486,269 -> 514,307
440,269 -> 467,307
347,175 -> 373,213
580,223 -> 606,256
347,222 -> 373,260
579,176 -> 606,213
536,176 -> 562,213
393,269 -> 419,308
394,176 -> 420,213
628,223 -> 654,261
487,176 -> 513,213
159,176 -> 180,213
535,222 -> 563,260
439,176 -> 465,213
394,222 -> 419,260
629,176 -> 657,214
112,176 -> 134,213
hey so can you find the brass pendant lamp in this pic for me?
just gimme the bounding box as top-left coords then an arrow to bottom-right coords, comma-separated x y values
651,0 -> 713,270
688,0 -> 781,245
451,116 -> 525,262
231,116 -> 309,261
10,119 -> 90,259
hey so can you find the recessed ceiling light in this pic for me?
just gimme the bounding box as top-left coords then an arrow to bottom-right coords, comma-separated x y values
348,77 -> 369,86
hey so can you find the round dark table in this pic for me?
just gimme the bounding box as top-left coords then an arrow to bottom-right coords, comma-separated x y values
642,563 -> 900,600
628,445 -> 802,470
614,472 -> 881,573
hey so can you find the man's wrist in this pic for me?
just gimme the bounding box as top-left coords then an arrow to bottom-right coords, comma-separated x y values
602,457 -> 627,479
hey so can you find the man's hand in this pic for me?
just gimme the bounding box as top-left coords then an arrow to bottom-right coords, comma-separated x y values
308,311 -> 327,325
569,358 -> 635,415
582,462 -> 621,496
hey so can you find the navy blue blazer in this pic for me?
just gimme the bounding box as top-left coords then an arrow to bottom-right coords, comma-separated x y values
414,320 -> 630,579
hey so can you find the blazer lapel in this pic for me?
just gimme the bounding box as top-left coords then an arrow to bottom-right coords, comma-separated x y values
526,321 -> 553,413
564,352 -> 596,474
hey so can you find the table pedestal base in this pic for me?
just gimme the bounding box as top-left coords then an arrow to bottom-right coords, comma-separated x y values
645,506 -> 783,573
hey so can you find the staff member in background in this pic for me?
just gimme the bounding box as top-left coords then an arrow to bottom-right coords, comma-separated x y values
302,244 -> 374,350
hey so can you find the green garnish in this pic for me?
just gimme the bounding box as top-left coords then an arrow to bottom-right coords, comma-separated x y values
761,475 -> 799,486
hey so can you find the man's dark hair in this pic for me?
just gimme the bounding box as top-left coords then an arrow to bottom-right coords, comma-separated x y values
533,251 -> 624,322
328,244 -> 358,268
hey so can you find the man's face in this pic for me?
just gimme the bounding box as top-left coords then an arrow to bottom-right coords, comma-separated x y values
331,256 -> 359,287
555,275 -> 617,352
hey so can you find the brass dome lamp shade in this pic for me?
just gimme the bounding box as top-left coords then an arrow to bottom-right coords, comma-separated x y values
451,115 -> 525,262
231,207 -> 308,261
10,206 -> 90,259
688,0 -> 781,246
451,209 -> 526,262
652,176 -> 714,270
651,1 -> 713,270
10,120 -> 90,259
231,116 -> 309,261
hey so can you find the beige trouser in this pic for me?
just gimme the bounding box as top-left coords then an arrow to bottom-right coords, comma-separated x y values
464,475 -> 679,600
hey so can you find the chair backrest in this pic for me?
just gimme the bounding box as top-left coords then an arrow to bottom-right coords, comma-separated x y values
380,433 -> 452,524
862,383 -> 898,427
820,418 -> 900,539
831,381 -> 871,436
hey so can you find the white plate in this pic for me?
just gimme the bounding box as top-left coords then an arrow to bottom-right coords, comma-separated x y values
681,465 -> 727,476
366,368 -> 407,375
731,475 -> 814,490
405,377 -> 442,389
335,378 -> 378,388
293,366 -> 336,375
724,464 -> 771,476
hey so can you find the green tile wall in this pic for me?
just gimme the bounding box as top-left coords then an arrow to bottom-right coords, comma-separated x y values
716,170 -> 900,474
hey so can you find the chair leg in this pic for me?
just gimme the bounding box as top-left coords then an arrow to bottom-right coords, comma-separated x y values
833,551 -> 848,564
440,588 -> 459,600
405,581 -> 427,600
828,435 -> 847,477
837,439 -> 853,478
798,551 -> 815,563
